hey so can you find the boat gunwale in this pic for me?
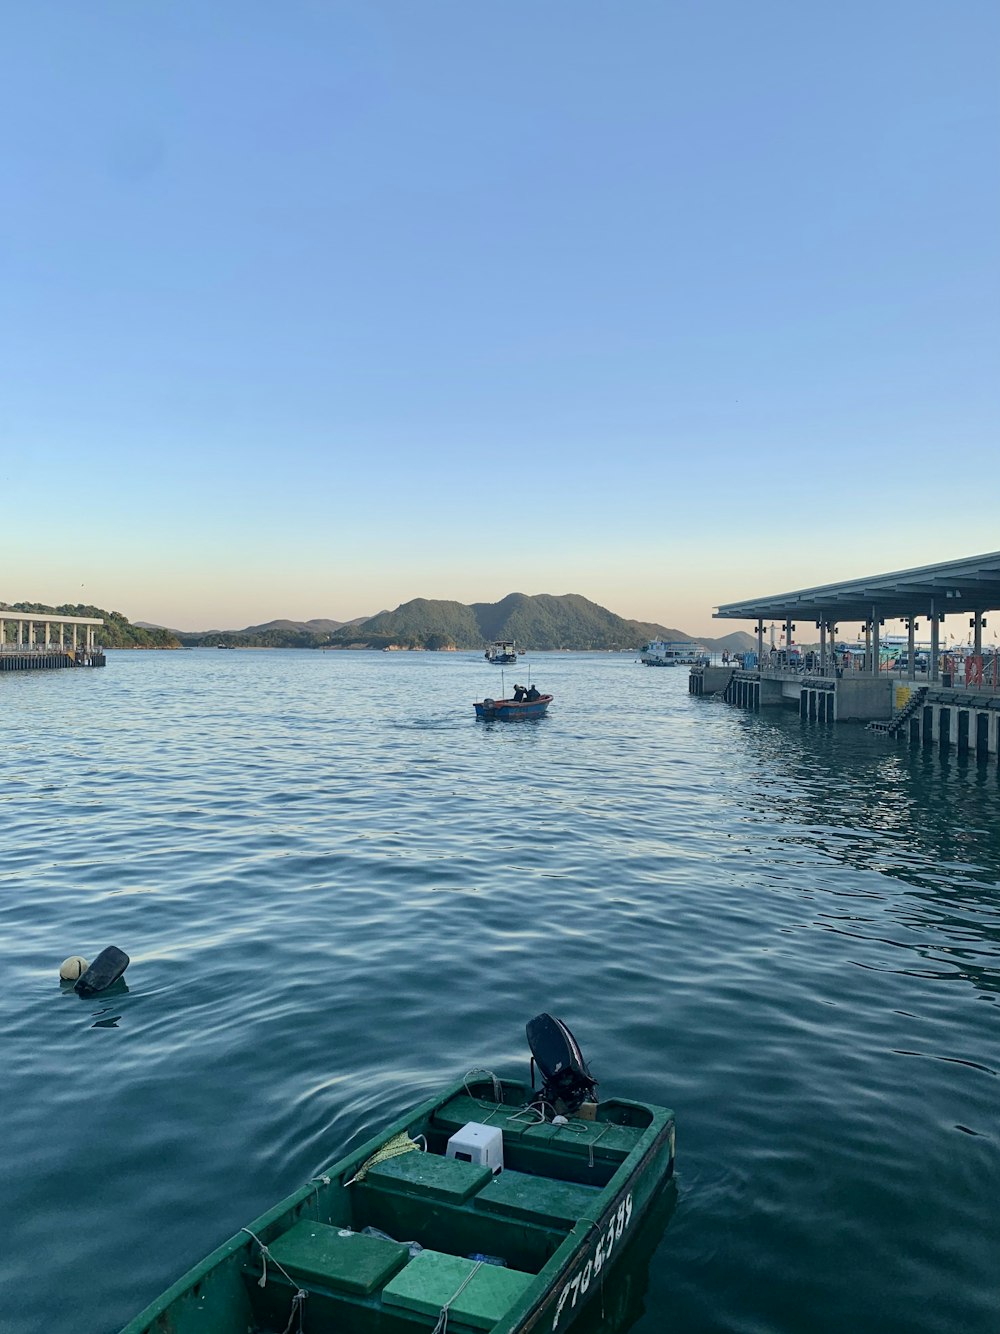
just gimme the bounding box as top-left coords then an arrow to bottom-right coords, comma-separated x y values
489,1103 -> 675,1333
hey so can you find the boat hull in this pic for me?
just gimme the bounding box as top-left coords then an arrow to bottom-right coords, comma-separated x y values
475,694 -> 552,720
119,1076 -> 675,1334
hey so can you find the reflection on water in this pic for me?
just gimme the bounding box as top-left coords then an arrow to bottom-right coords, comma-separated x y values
730,710 -> 1000,1003
573,1183 -> 678,1333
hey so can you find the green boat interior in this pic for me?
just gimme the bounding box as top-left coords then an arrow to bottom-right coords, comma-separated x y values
159,1079 -> 658,1334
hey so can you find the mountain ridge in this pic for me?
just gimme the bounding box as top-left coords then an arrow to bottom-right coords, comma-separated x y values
9,596 -> 756,653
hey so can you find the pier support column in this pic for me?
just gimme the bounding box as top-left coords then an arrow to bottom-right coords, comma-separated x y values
974,613 -> 984,657
939,707 -> 951,750
907,617 -> 916,681
757,619 -> 764,664
989,713 -> 1000,757
72,625 -> 78,651
930,602 -> 940,683
819,621 -> 827,673
864,620 -> 872,674
975,713 -> 989,755
872,607 -> 881,677
958,710 -> 970,755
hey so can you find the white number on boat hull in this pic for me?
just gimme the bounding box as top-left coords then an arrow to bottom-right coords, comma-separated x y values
552,1193 -> 633,1329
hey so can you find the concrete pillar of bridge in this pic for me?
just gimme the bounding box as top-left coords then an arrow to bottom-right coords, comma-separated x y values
872,608 -> 881,677
757,619 -> 764,663
973,614 -> 983,657
988,712 -> 1000,757
864,620 -> 872,674
819,621 -> 827,673
930,602 -> 940,683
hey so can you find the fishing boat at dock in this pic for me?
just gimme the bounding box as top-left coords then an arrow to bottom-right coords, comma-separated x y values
118,1015 -> 676,1334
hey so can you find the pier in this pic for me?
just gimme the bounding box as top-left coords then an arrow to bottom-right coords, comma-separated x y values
0,613 -> 105,671
693,550 -> 1000,756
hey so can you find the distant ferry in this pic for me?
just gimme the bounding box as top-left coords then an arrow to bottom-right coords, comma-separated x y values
485,640 -> 519,665
640,639 -> 708,667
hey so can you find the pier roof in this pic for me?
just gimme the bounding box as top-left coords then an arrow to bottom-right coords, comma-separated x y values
0,612 -> 104,625
714,550 -> 1000,623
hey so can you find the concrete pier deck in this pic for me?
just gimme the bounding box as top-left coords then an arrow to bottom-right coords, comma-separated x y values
700,549 -> 1000,756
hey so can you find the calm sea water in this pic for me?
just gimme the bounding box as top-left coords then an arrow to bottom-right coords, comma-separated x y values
2,650 -> 998,1334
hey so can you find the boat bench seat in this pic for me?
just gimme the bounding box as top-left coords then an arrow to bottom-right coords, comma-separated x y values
516,1117 -> 644,1158
382,1249 -> 533,1331
432,1096 -> 644,1159
432,1096 -> 537,1142
364,1149 -> 493,1204
264,1220 -> 409,1296
474,1169 -> 603,1228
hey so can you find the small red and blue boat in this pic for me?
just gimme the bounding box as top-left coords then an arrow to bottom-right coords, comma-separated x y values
474,690 -> 552,720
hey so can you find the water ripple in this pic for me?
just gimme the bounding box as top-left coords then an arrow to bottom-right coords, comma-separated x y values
1,652 -> 998,1334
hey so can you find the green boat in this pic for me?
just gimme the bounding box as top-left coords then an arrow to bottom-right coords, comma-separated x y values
120,1016 -> 676,1334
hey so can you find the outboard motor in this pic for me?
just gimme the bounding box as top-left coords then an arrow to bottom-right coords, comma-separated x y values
526,1013 -> 598,1116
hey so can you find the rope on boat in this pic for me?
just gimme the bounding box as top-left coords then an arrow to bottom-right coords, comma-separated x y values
430,1259 -> 484,1334
509,1100 -> 551,1125
342,1131 -> 424,1187
463,1068 -> 503,1106
307,1173 -> 331,1215
241,1226 -> 301,1290
240,1226 -> 308,1332
278,1288 -> 307,1334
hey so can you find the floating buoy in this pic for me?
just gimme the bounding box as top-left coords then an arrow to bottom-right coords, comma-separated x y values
74,945 -> 130,996
59,955 -> 89,981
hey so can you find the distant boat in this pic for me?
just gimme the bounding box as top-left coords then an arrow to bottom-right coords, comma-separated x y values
640,640 -> 708,667
485,639 -> 519,665
474,691 -> 552,720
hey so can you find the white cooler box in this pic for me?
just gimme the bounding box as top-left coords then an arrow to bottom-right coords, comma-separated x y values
445,1121 -> 503,1174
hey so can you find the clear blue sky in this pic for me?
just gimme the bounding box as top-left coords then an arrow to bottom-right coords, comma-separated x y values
2,2 -> 998,635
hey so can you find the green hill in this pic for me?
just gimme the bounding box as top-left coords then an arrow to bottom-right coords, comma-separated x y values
1,602 -> 182,649
329,592 -> 706,652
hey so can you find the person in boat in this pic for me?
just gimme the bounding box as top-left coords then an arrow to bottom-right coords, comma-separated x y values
526,684 -> 540,702
513,684 -> 527,702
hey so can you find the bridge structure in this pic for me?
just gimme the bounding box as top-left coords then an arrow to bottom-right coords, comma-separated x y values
690,550 -> 1000,756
